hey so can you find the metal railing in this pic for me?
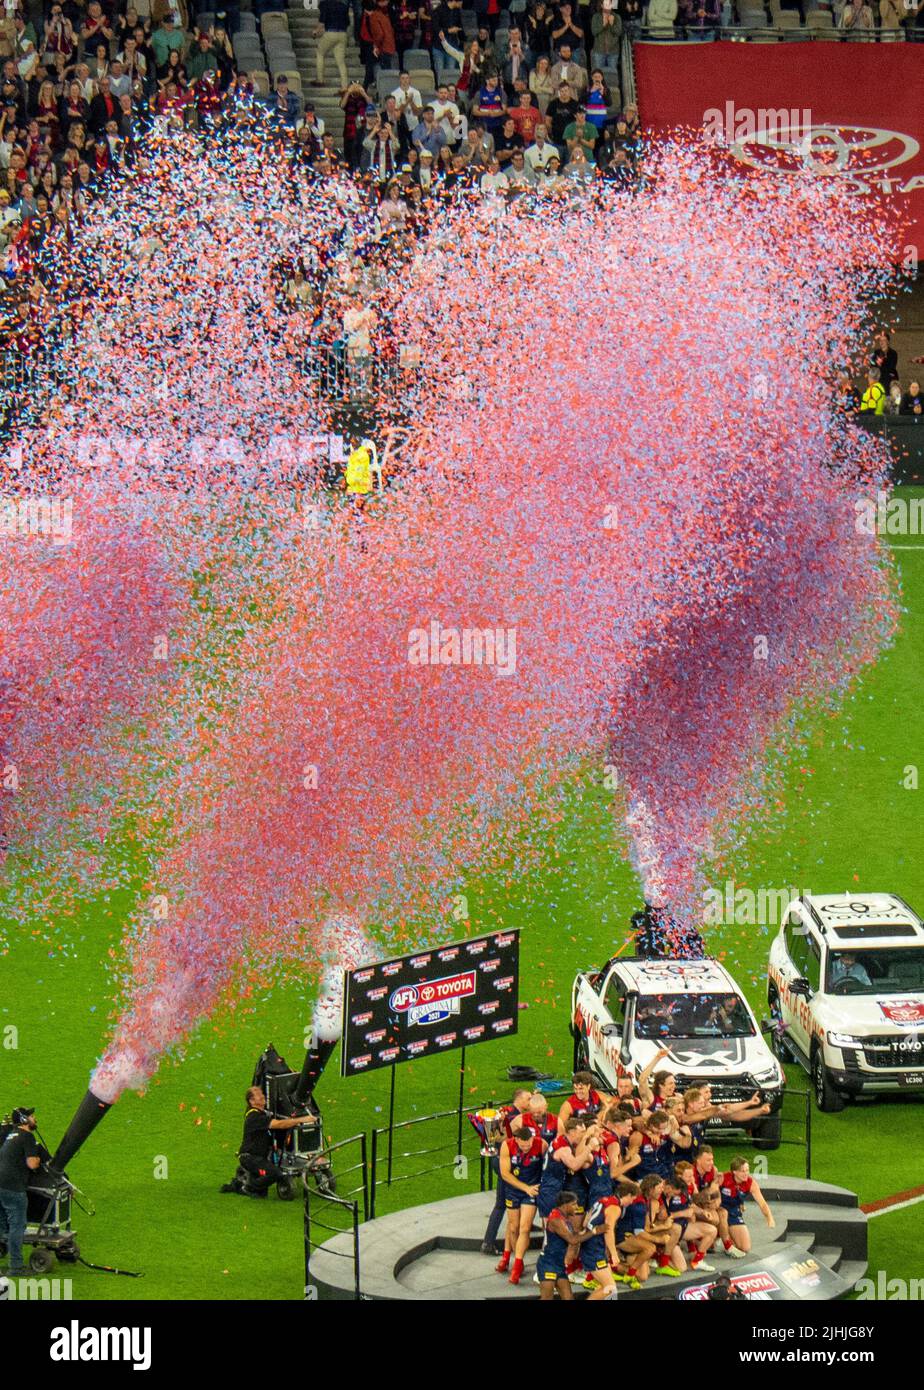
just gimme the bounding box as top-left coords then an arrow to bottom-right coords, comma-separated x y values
303,1132 -> 368,1302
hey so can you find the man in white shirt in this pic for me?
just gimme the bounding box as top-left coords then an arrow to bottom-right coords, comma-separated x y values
480,156 -> 509,194
524,123 -> 558,172
391,71 -> 423,138
431,82 -> 463,146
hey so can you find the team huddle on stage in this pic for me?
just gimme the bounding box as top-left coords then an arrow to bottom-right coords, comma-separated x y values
487,1061 -> 775,1301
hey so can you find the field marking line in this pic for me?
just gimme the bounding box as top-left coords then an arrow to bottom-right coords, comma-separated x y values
862,1183 -> 924,1218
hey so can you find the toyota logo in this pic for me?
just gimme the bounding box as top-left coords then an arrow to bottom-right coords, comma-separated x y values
729,124 -> 920,195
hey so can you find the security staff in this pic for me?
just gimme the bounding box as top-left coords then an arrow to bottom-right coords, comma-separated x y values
221,1087 -> 314,1197
0,1106 -> 42,1275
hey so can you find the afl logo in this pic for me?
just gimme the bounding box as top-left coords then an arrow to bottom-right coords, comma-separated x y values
390,985 -> 419,1012
729,124 -> 921,196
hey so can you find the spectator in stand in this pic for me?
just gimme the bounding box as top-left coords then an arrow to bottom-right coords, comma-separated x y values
507,146 -> 536,188
442,39 -> 488,98
369,0 -> 398,74
315,0 -> 350,91
43,6 -> 77,68
859,369 -> 885,415
341,80 -> 371,167
552,2 -> 585,56
524,121 -> 558,171
525,1 -> 555,57
432,0 -> 465,75
619,0 -> 644,35
494,114 -> 523,166
836,0 -> 875,31
872,330 -> 898,391
901,381 -> 922,415
601,143 -> 634,187
80,2 -> 114,55
473,71 -> 505,135
188,32 -> 218,81
90,76 -> 121,133
392,71 -> 423,137
363,112 -> 400,180
679,0 -> 721,37
648,0 -> 679,34
591,6 -> 622,73
460,119 -> 494,166
151,13 -> 186,74
268,75 -> 301,127
551,44 -> 587,95
412,104 -> 446,157
480,153 -> 508,192
879,0 -> 904,37
563,106 -> 597,163
392,0 -> 419,66
546,80 -> 579,149
584,71 -> 614,130
885,379 -> 904,415
502,27 -> 531,93
902,0 -> 924,37
509,88 -> 542,142
476,0 -> 503,40
529,55 -> 555,114
622,101 -> 640,134
431,82 -> 463,145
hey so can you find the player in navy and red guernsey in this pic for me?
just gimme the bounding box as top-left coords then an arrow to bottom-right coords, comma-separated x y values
599,1105 -> 640,1182
536,1117 -> 594,1220
519,1092 -> 561,1146
640,1173 -> 684,1277
498,1127 -> 547,1284
481,1088 -> 532,1256
664,1167 -> 718,1271
578,1196 -> 619,1299
627,1110 -> 675,1182
558,1071 -> 607,1127
537,1193 -> 595,1301
719,1156 -> 775,1256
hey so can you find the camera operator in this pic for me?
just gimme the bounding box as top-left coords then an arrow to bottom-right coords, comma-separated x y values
707,1272 -> 746,1301
221,1087 -> 314,1197
0,1106 -> 41,1275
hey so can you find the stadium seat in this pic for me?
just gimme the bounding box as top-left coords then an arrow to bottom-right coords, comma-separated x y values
251,68 -> 270,93
261,13 -> 291,34
403,47 -> 431,67
408,68 -> 435,91
776,9 -> 800,24
806,8 -> 834,24
260,9 -> 290,23
278,68 -> 303,91
238,12 -> 258,29
196,12 -> 216,31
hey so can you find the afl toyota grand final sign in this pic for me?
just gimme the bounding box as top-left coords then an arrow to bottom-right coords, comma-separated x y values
341,930 -> 520,1075
633,43 -> 924,246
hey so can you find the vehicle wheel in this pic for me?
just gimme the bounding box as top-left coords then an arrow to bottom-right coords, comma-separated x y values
752,1112 -> 782,1151
767,988 -> 791,1063
315,1168 -> 337,1197
276,1176 -> 296,1202
812,1048 -> 845,1113
29,1247 -> 55,1274
572,1030 -> 589,1072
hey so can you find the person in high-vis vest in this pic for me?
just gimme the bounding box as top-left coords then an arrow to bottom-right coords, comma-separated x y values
859,369 -> 886,415
344,438 -> 380,505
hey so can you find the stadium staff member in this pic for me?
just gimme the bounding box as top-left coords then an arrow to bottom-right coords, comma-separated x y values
0,1106 -> 42,1275
859,369 -> 886,415
344,437 -> 380,503
221,1087 -> 313,1197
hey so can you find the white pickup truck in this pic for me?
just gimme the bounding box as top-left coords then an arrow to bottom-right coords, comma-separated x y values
571,954 -> 786,1148
768,892 -> 924,1112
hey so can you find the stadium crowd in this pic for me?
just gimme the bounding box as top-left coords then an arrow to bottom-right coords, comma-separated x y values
473,1069 -> 775,1299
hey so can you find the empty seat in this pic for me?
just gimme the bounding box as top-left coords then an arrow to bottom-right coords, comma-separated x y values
195,12 -> 216,30
807,7 -> 834,22
776,9 -> 800,23
261,13 -> 291,34
403,47 -> 431,67
238,12 -> 258,29
408,68 -> 435,91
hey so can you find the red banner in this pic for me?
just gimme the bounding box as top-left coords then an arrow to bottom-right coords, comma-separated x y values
633,42 -> 924,249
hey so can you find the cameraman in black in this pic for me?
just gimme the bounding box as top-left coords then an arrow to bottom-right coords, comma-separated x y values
708,1273 -> 746,1301
0,1106 -> 42,1275
221,1087 -> 311,1198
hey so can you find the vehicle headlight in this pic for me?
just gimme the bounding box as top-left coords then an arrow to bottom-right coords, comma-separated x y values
827,1031 -> 863,1049
754,1065 -> 780,1084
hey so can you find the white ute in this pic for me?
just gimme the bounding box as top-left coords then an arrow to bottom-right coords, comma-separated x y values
571,955 -> 786,1149
768,892 -> 924,1112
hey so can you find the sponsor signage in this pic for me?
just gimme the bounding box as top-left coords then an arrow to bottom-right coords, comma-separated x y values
633,43 -> 924,245
879,999 -> 924,1028
341,930 -> 520,1076
679,1248 -> 844,1302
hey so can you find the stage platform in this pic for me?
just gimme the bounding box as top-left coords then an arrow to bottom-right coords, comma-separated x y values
309,1176 -> 867,1301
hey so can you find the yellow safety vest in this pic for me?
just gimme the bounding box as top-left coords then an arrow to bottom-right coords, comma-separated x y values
345,446 -> 373,495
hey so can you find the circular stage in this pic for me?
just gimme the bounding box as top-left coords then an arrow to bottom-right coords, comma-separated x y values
309,1176 -> 868,1300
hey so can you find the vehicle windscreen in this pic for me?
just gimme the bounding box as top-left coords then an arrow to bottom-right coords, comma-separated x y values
826,948 -> 924,996
634,993 -> 755,1040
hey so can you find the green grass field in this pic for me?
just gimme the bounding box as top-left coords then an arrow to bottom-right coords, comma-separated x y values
2,492 -> 923,1302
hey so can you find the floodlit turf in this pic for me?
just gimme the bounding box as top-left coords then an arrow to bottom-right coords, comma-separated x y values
2,490 -> 922,1302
